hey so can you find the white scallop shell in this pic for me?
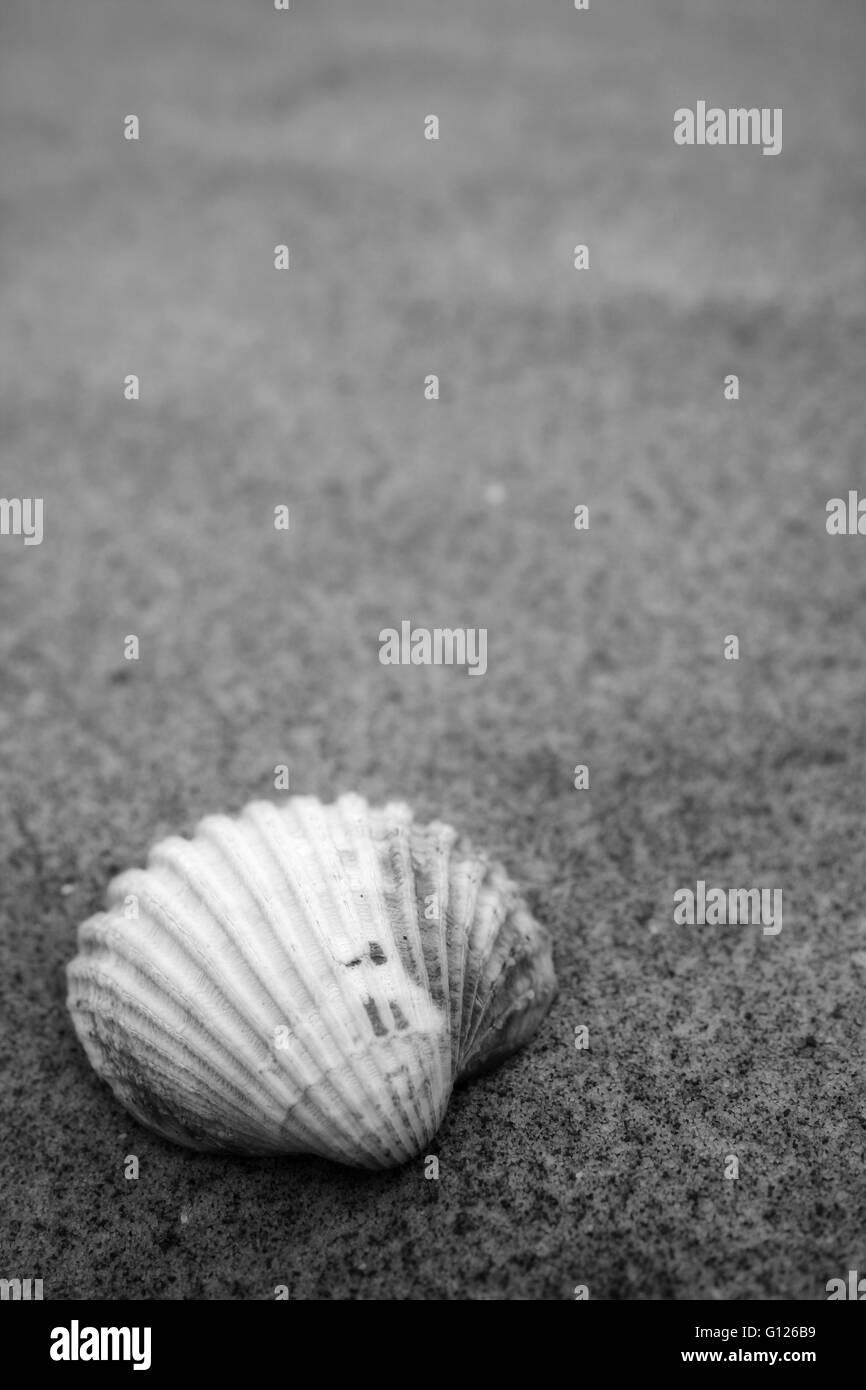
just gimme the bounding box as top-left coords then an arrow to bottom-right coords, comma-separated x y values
66,794 -> 556,1168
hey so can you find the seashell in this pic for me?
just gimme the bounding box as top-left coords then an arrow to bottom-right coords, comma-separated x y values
66,794 -> 556,1168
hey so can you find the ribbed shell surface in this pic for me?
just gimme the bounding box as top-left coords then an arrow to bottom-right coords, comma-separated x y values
66,794 -> 557,1168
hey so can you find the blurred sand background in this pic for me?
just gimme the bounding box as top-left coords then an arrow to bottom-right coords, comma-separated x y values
1,0 -> 865,1298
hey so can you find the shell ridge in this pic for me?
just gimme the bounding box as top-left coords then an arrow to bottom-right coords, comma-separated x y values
326,797 -> 445,1157
457,869 -> 511,1062
95,859 -> 387,1164
204,807 -> 404,1167
68,927 -> 369,1162
367,806 -> 449,1135
279,797 -> 429,1163
409,823 -> 456,1079
449,851 -> 487,1060
246,799 -> 434,1165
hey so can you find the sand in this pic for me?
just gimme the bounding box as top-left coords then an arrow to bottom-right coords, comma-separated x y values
1,0 -> 865,1299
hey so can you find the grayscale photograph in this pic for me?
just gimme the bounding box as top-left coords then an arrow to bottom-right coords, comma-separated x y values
1,0 -> 865,1335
